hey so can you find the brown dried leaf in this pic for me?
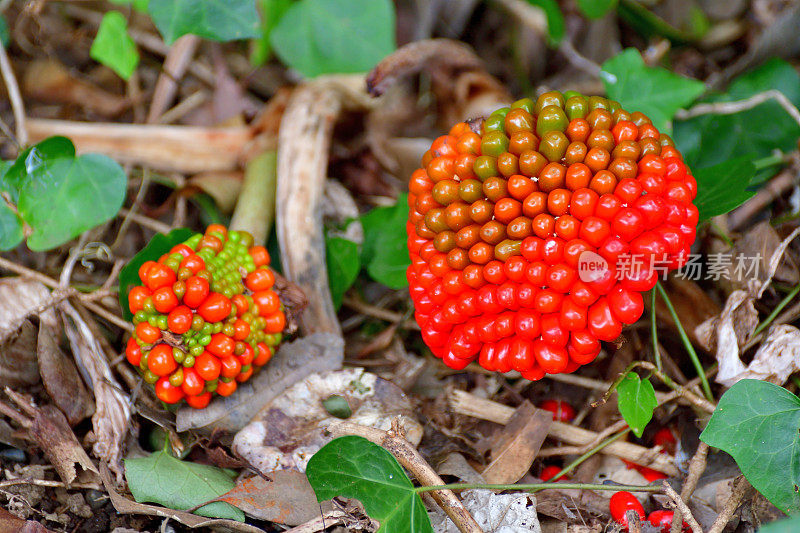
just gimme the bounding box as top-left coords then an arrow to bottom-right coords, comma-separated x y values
98,463 -> 265,533
0,278 -> 51,346
176,333 -> 344,433
717,325 -> 800,387
37,310 -> 93,425
481,402 -> 552,484
0,507 -> 53,533
209,471 -> 322,526
29,405 -> 97,485
723,222 -> 800,296
187,171 -> 243,214
0,320 -> 39,388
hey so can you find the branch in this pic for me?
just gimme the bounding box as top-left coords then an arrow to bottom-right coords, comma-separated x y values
0,39 -> 27,147
662,481 -> 703,533
675,90 -> 800,128
706,476 -> 754,533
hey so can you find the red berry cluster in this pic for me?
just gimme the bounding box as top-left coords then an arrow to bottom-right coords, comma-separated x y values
610,491 -> 688,532
406,92 -> 698,378
125,225 -> 285,409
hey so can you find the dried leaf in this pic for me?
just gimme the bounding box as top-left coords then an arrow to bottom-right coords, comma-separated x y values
29,405 -> 97,485
696,290 -> 759,383
176,333 -> 344,433
716,325 -> 800,387
233,367 -> 421,474
481,402 -> 552,484
0,278 -> 51,345
210,471 -> 322,526
0,320 -> 39,388
98,463 -> 265,533
37,310 -> 94,425
187,171 -> 243,214
0,507 -> 53,533
723,222 -> 800,296
429,490 -> 540,533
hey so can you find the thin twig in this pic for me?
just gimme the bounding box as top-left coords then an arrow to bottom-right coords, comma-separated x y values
0,37 -> 27,147
728,162 -> 799,231
0,478 -> 102,490
0,256 -> 60,288
662,481 -> 703,533
117,207 -> 172,234
78,301 -> 133,332
670,442 -> 708,533
538,419 -> 628,457
706,476 -> 754,533
675,89 -> 800,128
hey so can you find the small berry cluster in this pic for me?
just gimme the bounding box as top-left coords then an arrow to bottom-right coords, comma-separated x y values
407,92 -> 698,377
125,225 -> 285,409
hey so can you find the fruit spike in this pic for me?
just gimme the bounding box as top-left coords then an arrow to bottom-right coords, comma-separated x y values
126,225 -> 286,408
407,92 -> 698,378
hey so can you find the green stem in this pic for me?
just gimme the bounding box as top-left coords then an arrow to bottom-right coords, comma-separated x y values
752,151 -> 788,171
753,283 -> 800,336
709,220 -> 734,248
415,482 -> 661,494
656,282 -> 714,402
651,287 -> 661,371
229,150 -> 277,246
548,428 -> 630,482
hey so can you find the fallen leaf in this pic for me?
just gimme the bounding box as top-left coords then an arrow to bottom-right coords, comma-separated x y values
722,222 -> 800,296
0,507 -> 53,533
716,325 -> 800,387
0,320 -> 39,388
176,332 -> 344,433
209,470 -> 322,526
37,310 -> 94,425
233,367 -> 422,474
429,490 -> 540,533
481,402 -> 552,484
29,404 -> 97,485
98,463 -> 265,533
0,278 -> 51,345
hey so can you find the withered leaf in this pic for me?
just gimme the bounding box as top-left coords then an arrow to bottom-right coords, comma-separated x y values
29,405 -> 97,485
481,401 -> 552,484
0,320 -> 39,388
0,278 -> 51,346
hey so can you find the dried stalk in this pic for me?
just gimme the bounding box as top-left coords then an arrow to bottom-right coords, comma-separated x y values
147,35 -> 200,123
670,442 -> 708,533
0,37 -> 26,146
706,476 -> 754,533
662,481 -> 703,533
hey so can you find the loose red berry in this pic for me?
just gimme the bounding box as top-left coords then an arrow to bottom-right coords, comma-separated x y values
538,399 -> 576,422
540,465 -> 568,481
609,491 -> 645,528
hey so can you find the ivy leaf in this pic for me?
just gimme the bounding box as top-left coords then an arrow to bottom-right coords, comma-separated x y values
0,202 -> 23,251
525,0 -> 565,45
325,235 -> 360,310
147,0 -> 260,44
700,379 -> 800,514
674,58 -> 800,185
577,0 -> 617,19
758,514 -> 800,533
617,372 -> 657,438
270,0 -> 396,77
306,436 -> 433,532
361,195 -> 410,289
2,136 -> 75,203
693,157 -> 756,221
601,48 -> 705,131
118,228 -> 194,321
90,11 -> 139,80
251,0 -> 293,66
124,448 -> 244,521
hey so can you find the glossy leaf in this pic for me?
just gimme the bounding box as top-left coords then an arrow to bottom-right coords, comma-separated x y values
0,202 -> 23,251
577,0 -> 617,19
270,0 -> 396,77
325,235 -> 360,310
524,0 -> 565,45
147,0 -> 260,44
617,372 -> 657,438
118,228 -> 194,320
693,157 -> 756,221
251,0 -> 293,66
361,195 -> 410,289
125,448 -> 244,521
2,136 -> 75,203
700,379 -> 800,514
90,11 -> 140,80
602,48 -> 705,131
306,436 -> 433,532
674,58 -> 800,185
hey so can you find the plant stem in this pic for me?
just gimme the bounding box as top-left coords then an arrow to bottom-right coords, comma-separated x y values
229,150 -> 277,246
709,220 -> 734,248
753,283 -> 800,336
548,428 -> 630,482
651,286 -> 661,371
655,282 -> 714,402
415,482 -> 661,494
752,151 -> 788,171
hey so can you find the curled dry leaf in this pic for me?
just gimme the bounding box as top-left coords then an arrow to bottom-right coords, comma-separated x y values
233,367 -> 422,474
176,333 -> 344,433
276,75 -> 374,336
481,401 -> 552,485
98,463 -> 265,533
0,278 -> 51,346
28,404 -> 98,485
60,303 -> 130,481
37,309 -> 94,426
208,470 -> 323,526
429,490 -> 540,533
717,325 -> 800,387
0,507 -> 53,533
1,320 -> 40,388
722,222 -> 800,296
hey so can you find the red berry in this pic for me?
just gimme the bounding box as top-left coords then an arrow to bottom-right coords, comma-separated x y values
125,337 -> 142,366
152,286 -> 179,314
181,367 -> 205,397
249,246 -> 270,267
185,391 -> 212,409
245,268 -> 275,292
183,276 -> 210,308
609,491 -> 645,528
195,351 -> 221,381
198,292 -> 232,322
142,263 -> 176,291
252,290 -> 280,316
147,344 -> 177,377
538,399 -> 576,422
216,379 -> 237,397
540,465 -> 568,481
135,322 -> 161,344
155,377 -> 184,404
167,306 -> 193,334
207,333 -> 234,358
128,286 -> 151,314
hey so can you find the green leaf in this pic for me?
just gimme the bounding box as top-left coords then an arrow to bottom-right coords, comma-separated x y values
361,195 -> 410,289
306,436 -> 433,533
674,59 -> 800,184
700,379 -> 800,514
0,202 -> 23,251
322,394 -> 352,419
601,48 -> 705,132
616,372 -> 657,438
577,0 -> 617,19
147,0 -> 260,44
758,515 -> 800,533
270,0 -> 396,77
90,11 -> 139,80
0,15 -> 9,48
118,228 -> 194,321
110,0 -> 150,10
17,153 -> 126,251
325,235 -> 360,310
617,0 -> 707,43
251,0 -> 293,66
525,0 -> 565,45
2,136 -> 75,203
125,448 -> 244,521
693,157 -> 756,221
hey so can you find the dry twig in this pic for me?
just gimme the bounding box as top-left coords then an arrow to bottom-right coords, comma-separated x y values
675,90 -> 800,127
662,481 -> 703,533
0,36 -> 27,146
706,476 -> 755,533
670,442 -> 709,533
